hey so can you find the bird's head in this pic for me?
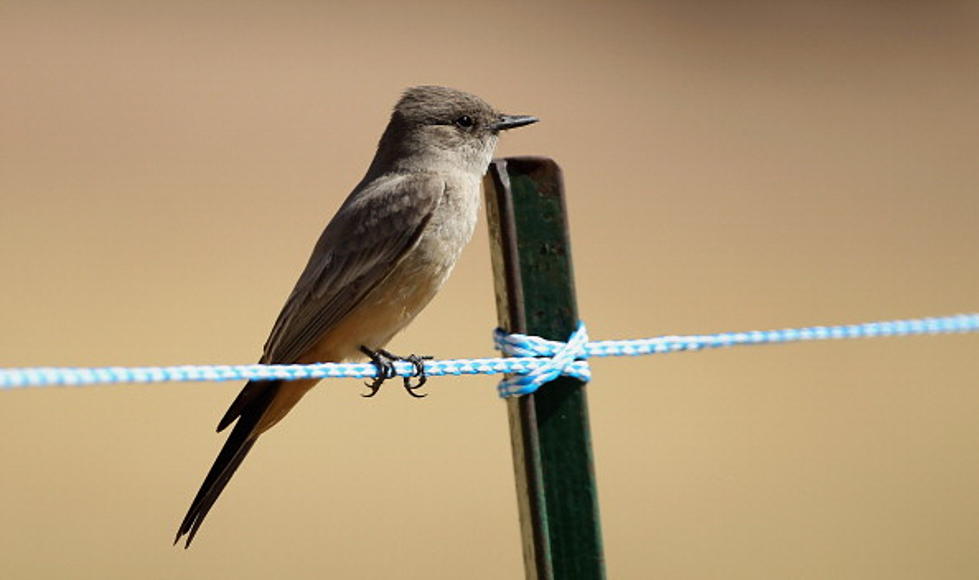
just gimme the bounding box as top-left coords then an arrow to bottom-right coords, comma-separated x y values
375,86 -> 537,176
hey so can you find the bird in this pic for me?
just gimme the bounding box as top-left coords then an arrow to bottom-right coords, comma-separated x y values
174,86 -> 537,547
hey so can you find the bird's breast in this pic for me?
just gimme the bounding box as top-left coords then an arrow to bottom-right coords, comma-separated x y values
394,175 -> 480,295
420,175 -> 482,262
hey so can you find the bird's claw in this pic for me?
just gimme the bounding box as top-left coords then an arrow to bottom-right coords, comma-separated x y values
401,353 -> 433,398
360,346 -> 396,397
360,347 -> 433,398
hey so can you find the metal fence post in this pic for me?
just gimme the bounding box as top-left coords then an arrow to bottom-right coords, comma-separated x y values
484,157 -> 605,579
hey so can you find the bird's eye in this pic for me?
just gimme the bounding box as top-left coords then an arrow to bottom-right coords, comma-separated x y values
454,115 -> 474,128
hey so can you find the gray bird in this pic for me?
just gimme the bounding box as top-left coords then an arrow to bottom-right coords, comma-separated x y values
175,86 -> 537,547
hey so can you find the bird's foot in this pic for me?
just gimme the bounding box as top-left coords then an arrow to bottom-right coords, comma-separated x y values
360,346 -> 396,397
359,346 -> 433,398
397,352 -> 434,398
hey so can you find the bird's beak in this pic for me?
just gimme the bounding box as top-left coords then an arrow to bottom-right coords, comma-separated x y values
492,114 -> 539,131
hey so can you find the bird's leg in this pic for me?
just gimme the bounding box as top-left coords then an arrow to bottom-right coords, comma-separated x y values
370,348 -> 433,398
359,346 -> 433,398
360,345 -> 397,397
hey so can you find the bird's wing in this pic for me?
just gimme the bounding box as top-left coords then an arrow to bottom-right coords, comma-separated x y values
262,172 -> 446,364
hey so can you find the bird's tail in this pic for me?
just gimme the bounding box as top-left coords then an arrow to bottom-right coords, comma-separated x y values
174,380 -> 282,548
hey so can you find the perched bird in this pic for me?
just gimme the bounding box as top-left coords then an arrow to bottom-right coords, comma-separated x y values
174,86 -> 537,547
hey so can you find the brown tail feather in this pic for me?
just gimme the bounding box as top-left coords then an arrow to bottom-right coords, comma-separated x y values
175,380 -> 281,548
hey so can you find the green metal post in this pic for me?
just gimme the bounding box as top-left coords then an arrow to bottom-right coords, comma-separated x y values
484,157 -> 605,579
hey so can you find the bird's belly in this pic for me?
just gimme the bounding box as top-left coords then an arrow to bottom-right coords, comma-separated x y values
296,244 -> 455,364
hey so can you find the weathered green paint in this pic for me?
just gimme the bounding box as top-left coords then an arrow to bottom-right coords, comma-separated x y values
484,157 -> 605,580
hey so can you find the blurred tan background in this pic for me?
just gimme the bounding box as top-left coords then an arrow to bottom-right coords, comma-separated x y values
1,1 -> 977,578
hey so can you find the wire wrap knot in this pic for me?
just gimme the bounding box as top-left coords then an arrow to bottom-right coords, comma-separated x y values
493,321 -> 592,397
